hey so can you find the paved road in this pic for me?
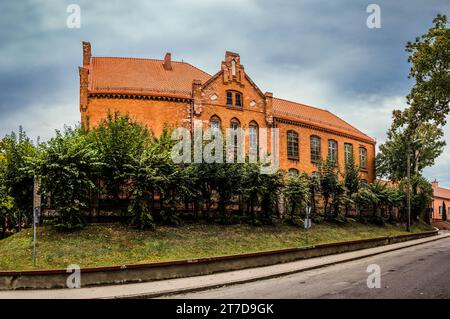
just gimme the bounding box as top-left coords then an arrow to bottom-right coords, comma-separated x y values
165,236 -> 450,299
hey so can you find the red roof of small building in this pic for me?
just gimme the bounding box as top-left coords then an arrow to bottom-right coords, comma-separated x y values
433,184 -> 450,200
87,56 -> 375,143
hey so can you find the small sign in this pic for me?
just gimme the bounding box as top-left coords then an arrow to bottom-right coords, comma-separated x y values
33,176 -> 41,209
304,206 -> 312,229
304,218 -> 311,229
34,207 -> 41,225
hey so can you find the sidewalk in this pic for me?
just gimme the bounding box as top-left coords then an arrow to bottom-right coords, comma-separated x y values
1,231 -> 449,299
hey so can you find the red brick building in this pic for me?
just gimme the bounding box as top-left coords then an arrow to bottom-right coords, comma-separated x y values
79,42 -> 376,181
431,180 -> 450,220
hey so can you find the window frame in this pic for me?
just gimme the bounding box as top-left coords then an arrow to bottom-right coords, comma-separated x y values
235,92 -> 242,107
287,130 -> 299,161
226,90 -> 243,108
344,143 -> 353,164
328,139 -> 338,164
310,135 -> 321,164
210,115 -> 221,131
230,118 -> 241,148
226,91 -> 233,106
359,147 -> 367,170
249,121 -> 259,153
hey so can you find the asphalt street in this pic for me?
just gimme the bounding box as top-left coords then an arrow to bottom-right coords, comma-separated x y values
165,236 -> 450,299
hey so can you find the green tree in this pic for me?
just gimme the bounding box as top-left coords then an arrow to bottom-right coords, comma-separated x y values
0,147 -> 15,237
34,127 -> 102,231
397,175 -> 433,222
92,113 -> 150,208
2,127 -> 38,229
377,14 -> 449,181
317,159 -> 341,219
283,172 -> 310,225
343,158 -> 360,216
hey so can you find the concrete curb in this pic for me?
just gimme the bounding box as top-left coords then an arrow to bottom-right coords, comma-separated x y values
115,231 -> 449,299
0,228 -> 440,291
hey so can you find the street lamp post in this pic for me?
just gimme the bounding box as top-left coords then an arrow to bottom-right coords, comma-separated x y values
406,149 -> 411,232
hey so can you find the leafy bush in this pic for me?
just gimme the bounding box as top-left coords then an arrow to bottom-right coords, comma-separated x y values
34,127 -> 102,231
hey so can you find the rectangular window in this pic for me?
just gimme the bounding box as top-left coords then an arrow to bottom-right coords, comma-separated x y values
344,143 -> 353,164
235,93 -> 242,107
310,136 -> 321,163
287,131 -> 299,160
328,140 -> 337,163
226,91 -> 233,106
359,147 -> 367,169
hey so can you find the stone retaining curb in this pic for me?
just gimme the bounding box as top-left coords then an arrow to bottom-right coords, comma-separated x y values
0,228 -> 439,290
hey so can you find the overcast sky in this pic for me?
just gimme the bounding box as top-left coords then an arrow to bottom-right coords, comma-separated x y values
0,0 -> 449,185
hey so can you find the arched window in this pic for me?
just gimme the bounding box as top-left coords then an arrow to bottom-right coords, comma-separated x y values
210,115 -> 221,131
359,147 -> 367,169
287,130 -> 299,160
344,143 -> 353,164
226,90 -> 243,108
249,121 -> 258,153
328,139 -> 338,163
310,135 -> 321,163
288,168 -> 299,175
230,118 -> 240,148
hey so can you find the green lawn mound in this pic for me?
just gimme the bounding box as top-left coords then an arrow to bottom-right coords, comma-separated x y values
0,222 -> 433,271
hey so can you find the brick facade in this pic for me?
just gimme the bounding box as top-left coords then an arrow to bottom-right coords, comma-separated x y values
79,42 -> 376,181
431,181 -> 450,220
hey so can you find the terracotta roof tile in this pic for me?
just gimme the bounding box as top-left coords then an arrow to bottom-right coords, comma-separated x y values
433,185 -> 450,200
272,97 -> 375,143
86,56 -> 375,143
89,57 -> 211,98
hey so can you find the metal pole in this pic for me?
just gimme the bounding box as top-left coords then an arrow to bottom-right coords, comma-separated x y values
407,151 -> 411,232
33,175 -> 37,267
33,213 -> 36,267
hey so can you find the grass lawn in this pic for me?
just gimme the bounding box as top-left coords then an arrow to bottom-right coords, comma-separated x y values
0,221 -> 433,271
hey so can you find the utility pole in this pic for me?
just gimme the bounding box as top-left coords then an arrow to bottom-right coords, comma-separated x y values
33,175 -> 41,267
406,148 -> 411,232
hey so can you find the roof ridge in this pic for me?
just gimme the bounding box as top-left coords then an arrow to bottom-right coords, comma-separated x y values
92,56 -> 212,78
93,56 -> 189,65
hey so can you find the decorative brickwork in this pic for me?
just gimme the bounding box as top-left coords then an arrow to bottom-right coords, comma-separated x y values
79,42 -> 376,181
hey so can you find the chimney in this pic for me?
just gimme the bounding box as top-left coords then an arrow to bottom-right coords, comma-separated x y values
265,92 -> 274,126
192,80 -> 202,115
163,52 -> 172,70
432,180 -> 439,189
82,41 -> 91,66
